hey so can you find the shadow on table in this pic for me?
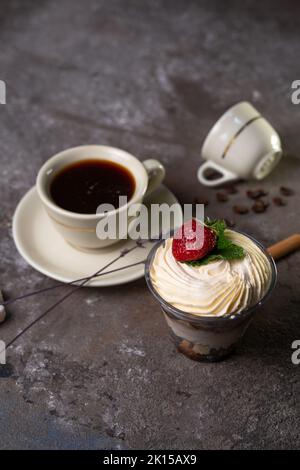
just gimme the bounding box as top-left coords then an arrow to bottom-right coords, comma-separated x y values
236,282 -> 300,364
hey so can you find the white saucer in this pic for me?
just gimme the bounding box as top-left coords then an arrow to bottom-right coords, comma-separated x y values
12,185 -> 182,287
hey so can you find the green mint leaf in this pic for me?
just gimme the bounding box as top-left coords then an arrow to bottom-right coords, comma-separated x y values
187,254 -> 224,267
185,219 -> 246,266
204,218 -> 229,249
217,244 -> 245,261
205,218 -> 226,236
186,243 -> 245,267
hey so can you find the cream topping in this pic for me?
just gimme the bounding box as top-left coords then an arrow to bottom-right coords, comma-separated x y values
150,230 -> 272,317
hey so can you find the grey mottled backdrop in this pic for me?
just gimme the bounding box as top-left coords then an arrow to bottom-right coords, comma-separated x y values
0,0 -> 299,449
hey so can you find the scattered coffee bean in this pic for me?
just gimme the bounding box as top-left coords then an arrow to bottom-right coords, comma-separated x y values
224,218 -> 236,228
224,185 -> 238,194
193,197 -> 209,206
0,290 -> 5,323
252,199 -> 269,213
280,186 -> 294,196
233,205 -> 249,215
166,104 -> 177,115
273,197 -> 286,206
246,189 -> 268,199
0,305 -> 5,323
216,191 -> 228,202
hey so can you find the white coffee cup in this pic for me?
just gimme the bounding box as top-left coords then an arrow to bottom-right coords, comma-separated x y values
197,101 -> 282,187
36,145 -> 165,250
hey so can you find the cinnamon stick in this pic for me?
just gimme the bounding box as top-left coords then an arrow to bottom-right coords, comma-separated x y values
267,234 -> 300,261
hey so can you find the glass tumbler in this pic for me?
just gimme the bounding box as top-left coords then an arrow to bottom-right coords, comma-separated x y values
145,235 -> 277,362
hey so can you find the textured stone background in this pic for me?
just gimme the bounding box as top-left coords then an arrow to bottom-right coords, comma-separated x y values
0,0 -> 299,449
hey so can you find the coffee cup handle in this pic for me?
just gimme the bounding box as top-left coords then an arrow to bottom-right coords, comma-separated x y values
197,161 -> 237,187
143,159 -> 166,196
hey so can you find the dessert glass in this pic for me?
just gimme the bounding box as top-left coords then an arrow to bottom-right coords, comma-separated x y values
145,232 -> 277,362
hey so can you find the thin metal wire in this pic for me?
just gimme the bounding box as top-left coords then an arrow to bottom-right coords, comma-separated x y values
0,235 -> 163,307
1,260 -> 146,307
0,241 -> 148,354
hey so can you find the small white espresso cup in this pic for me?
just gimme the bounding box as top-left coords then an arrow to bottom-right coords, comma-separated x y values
36,145 -> 165,250
197,101 -> 282,187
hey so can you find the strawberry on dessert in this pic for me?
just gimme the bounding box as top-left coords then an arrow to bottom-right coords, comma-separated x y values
172,219 -> 217,262
150,220 -> 272,317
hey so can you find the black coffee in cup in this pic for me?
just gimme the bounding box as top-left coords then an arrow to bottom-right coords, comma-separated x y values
50,159 -> 136,214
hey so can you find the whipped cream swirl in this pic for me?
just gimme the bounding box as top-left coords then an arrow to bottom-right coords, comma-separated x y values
150,230 -> 272,317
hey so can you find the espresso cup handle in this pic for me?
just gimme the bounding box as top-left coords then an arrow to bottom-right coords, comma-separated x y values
197,161 -> 237,187
143,159 -> 166,196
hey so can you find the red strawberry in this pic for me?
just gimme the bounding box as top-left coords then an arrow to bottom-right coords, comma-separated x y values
172,219 -> 217,262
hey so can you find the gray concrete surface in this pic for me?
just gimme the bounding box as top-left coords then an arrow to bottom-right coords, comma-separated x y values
0,0 -> 300,450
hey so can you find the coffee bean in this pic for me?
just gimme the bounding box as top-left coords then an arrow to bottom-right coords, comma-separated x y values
273,197 -> 286,206
246,189 -> 268,199
252,199 -> 269,213
193,197 -> 209,206
233,205 -> 249,214
0,291 -> 5,323
280,186 -> 294,196
216,192 -> 228,202
224,185 -> 238,194
224,218 -> 236,228
166,105 -> 177,115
